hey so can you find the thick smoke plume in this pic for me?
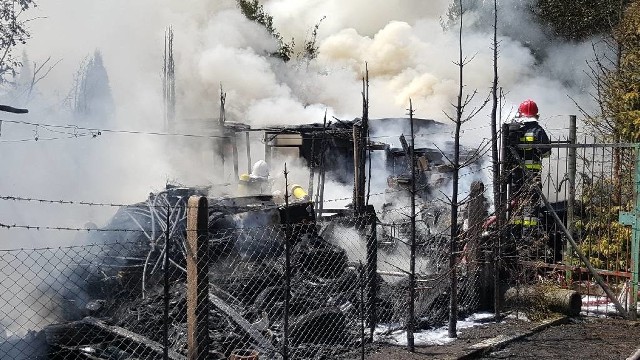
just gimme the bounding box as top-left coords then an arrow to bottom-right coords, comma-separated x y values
0,0 -> 602,292
0,0 -> 603,267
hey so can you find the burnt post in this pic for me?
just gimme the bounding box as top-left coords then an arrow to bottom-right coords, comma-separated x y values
217,139 -> 226,180
246,131 -> 252,174
353,124 -> 365,213
309,133 -> 316,201
316,115 -> 328,215
353,68 -> 369,214
264,132 -> 272,165
365,205 -> 377,339
218,87 -> 227,178
232,132 -> 239,181
186,196 -> 210,360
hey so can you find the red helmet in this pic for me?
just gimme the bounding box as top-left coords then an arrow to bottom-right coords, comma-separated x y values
518,99 -> 539,117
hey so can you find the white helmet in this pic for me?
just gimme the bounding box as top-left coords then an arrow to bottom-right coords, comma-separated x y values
250,160 -> 270,179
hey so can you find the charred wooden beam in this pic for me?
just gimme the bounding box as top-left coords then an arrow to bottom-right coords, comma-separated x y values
45,317 -> 186,360
208,293 -> 279,358
187,196 -> 210,360
504,286 -> 582,317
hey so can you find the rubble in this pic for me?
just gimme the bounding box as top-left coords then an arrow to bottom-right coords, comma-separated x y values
35,116 -> 489,359
45,317 -> 186,360
39,186 -> 377,358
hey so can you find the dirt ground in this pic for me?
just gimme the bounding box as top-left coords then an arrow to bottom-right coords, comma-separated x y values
478,317 -> 639,360
343,316 -> 533,359
343,316 -> 639,360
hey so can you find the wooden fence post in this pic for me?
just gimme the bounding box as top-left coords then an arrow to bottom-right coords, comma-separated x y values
187,196 -> 210,360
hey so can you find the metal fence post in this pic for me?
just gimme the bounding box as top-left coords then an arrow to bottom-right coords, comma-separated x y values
365,205 -> 377,340
620,147 -> 640,320
186,196 -> 210,360
633,147 -> 640,321
621,147 -> 640,320
632,214 -> 639,321
566,115 -> 577,282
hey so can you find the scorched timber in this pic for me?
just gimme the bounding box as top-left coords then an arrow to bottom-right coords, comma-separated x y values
45,317 -> 186,360
209,292 -> 281,359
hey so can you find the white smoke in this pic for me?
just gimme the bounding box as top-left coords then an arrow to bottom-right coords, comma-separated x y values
0,0 -> 601,255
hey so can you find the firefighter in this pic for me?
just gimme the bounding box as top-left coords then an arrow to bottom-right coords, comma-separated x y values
507,99 -> 551,238
238,160 -> 271,196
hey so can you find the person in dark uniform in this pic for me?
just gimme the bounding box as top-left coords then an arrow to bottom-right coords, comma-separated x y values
508,99 -> 551,226
505,99 -> 551,274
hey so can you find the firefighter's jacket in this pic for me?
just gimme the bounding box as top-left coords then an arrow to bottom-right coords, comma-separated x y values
508,119 -> 550,228
508,119 -> 550,171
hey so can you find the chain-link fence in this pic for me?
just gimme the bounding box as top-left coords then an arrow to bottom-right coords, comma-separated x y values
0,185 -> 490,359
503,127 -> 638,319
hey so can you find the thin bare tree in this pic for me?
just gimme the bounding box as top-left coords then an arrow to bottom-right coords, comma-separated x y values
445,0 -> 490,337
490,0 -> 501,318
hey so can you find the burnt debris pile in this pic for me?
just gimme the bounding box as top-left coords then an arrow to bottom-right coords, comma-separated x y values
0,181 -> 488,359
34,186 -> 394,359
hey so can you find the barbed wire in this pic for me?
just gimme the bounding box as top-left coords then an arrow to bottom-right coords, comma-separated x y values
0,118 -> 232,140
0,116 -> 528,145
0,222 -> 144,232
0,239 -> 144,252
0,134 -> 97,143
2,140 -> 616,237
0,190 -> 394,209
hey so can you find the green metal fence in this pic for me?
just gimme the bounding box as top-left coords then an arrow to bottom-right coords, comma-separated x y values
509,128 -> 640,319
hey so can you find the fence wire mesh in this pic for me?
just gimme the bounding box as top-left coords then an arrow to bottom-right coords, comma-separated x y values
506,135 -> 638,319
0,189 -> 489,359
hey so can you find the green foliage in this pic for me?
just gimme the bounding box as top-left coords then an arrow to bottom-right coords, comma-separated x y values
584,1 -> 640,142
236,0 -> 293,61
236,0 -> 276,36
575,178 -> 633,270
442,0 -> 625,41
0,0 -> 36,83
610,1 -> 640,141
236,0 -> 323,62
534,0 -> 629,40
442,0 -> 482,28
301,16 -> 325,61
577,3 -> 640,274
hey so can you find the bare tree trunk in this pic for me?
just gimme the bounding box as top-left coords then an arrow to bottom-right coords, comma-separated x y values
163,27 -> 175,133
448,0 -> 464,338
407,100 -> 416,352
490,0 -> 501,318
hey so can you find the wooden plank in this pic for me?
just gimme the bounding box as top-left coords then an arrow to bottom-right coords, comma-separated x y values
187,196 -> 210,360
45,317 -> 186,360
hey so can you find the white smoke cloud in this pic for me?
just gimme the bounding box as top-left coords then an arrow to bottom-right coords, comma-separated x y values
0,0 -> 600,246
21,0 -> 599,135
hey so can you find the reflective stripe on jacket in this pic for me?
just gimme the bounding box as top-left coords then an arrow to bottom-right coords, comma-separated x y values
512,216 -> 539,227
524,160 -> 542,170
509,120 -> 551,170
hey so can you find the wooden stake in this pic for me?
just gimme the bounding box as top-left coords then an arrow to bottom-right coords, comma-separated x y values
186,196 -> 210,360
